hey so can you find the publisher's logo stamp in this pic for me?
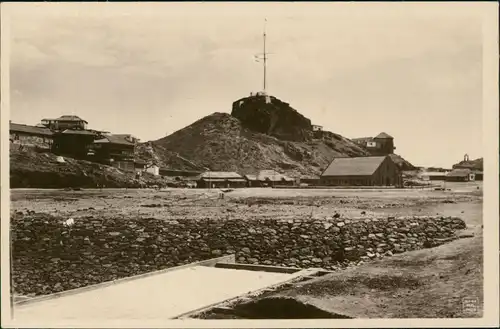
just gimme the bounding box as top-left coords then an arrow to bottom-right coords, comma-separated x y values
462,297 -> 479,315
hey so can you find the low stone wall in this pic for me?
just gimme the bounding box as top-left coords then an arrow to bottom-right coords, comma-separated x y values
11,212 -> 466,296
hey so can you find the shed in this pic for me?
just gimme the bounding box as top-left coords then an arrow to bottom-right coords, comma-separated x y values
197,172 -> 247,188
320,155 -> 401,187
245,170 -> 295,187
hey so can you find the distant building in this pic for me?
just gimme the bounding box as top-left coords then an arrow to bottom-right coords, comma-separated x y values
352,132 -> 396,156
244,170 -> 295,187
299,175 -> 320,186
473,171 -> 483,181
197,171 -> 247,188
445,169 -> 475,182
145,164 -> 160,176
92,134 -> 138,172
41,115 -> 88,131
9,123 -> 54,149
320,155 -> 402,187
244,174 -> 259,187
134,160 -> 160,176
421,171 -> 448,181
312,125 -> 323,132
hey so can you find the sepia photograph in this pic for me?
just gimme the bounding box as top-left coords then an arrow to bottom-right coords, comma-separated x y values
1,2 -> 498,328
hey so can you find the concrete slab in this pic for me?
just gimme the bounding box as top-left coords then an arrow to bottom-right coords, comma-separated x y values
13,266 -> 292,323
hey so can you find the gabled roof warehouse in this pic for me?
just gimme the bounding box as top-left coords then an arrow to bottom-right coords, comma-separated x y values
322,156 -> 387,177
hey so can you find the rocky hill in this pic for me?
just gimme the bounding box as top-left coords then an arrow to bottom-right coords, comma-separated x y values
10,94 -> 416,185
150,94 -> 415,176
10,146 -> 166,189
388,154 -> 417,171
151,111 -> 370,177
452,157 -> 483,171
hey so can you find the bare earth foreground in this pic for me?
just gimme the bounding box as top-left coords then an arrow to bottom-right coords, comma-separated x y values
10,182 -> 483,318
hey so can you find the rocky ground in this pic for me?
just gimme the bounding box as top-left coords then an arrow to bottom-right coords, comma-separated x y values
10,183 -> 482,298
10,147 -> 172,189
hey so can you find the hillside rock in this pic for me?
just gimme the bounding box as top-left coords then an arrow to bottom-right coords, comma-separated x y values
9,147 -> 165,188
152,112 -> 370,176
452,158 -> 483,171
231,94 -> 313,142
389,154 -> 417,171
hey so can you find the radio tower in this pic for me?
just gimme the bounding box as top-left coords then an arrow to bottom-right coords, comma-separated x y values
254,19 -> 271,94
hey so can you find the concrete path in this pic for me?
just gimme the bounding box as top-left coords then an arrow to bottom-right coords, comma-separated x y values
13,266 -> 292,323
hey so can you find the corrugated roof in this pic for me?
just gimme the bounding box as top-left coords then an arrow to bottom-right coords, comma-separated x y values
322,156 -> 387,177
375,132 -> 393,139
244,175 -> 258,181
199,172 -> 243,179
9,123 -> 53,136
446,168 -> 472,177
94,134 -> 135,146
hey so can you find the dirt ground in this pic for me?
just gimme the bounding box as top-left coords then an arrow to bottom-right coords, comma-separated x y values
10,182 -> 483,227
9,182 -> 483,318
242,233 -> 484,319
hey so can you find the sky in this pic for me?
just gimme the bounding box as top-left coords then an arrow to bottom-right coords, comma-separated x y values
7,3 -> 485,168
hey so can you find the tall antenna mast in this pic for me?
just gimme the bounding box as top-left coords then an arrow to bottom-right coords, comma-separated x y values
254,18 -> 271,93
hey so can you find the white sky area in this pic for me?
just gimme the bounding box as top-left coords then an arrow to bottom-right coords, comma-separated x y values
7,3 -> 483,168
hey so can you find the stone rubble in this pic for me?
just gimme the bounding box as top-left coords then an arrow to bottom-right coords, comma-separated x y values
11,212 -> 466,296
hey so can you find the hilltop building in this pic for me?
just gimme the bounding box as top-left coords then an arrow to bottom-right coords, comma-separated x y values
9,123 -> 54,150
41,115 -> 88,131
320,155 -> 402,187
52,129 -> 100,159
352,132 -> 396,156
91,134 -> 139,172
